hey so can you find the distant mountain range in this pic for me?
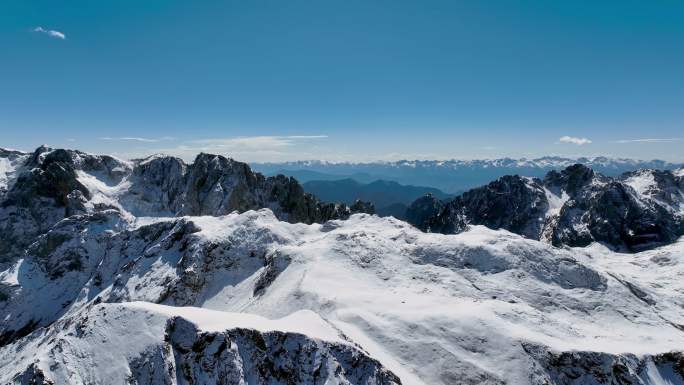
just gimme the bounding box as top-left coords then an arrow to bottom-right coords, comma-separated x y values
302,179 -> 453,219
252,157 -> 684,193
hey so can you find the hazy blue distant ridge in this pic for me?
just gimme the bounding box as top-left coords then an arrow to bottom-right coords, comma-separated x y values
252,157 -> 683,193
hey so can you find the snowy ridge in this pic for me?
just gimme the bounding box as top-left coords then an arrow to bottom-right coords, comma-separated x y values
0,149 -> 29,194
252,156 -> 684,193
256,156 -> 681,169
1,147 -> 684,384
2,301 -> 398,385
125,302 -> 346,343
2,208 -> 684,384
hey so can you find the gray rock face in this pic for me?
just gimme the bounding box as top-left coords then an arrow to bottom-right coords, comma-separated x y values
524,344 -> 684,385
405,193 -> 444,232
177,153 -> 373,223
407,164 -> 684,252
0,147 -> 372,268
0,148 -> 92,268
430,175 -> 547,238
149,317 -> 401,385
123,152 -> 372,222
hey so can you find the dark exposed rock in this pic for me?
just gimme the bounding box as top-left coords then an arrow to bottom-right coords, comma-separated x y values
405,193 -> 445,232
408,164 -> 684,252
158,316 -> 402,385
178,153 -> 372,223
350,199 -> 376,215
409,175 -> 548,238
543,164 -> 596,195
0,147 -> 373,269
122,152 -> 373,224
524,343 -> 684,385
12,363 -> 55,385
253,252 -> 292,296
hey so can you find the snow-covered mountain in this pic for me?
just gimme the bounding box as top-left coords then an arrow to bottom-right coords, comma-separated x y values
0,146 -> 372,270
252,157 -> 684,193
407,164 -> 684,252
1,146 -> 684,385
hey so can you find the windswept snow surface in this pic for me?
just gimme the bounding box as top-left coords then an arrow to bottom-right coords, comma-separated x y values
0,153 -> 28,192
625,170 -> 657,199
3,209 -> 684,384
126,302 -> 346,343
189,212 -> 684,384
544,187 -> 570,218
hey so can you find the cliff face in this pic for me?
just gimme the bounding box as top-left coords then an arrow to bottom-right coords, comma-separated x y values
408,164 -> 684,252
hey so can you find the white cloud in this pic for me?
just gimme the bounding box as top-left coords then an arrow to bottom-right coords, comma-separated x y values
190,135 -> 328,149
99,136 -> 175,143
118,135 -> 329,162
284,135 -> 329,139
614,138 -> 682,144
33,26 -> 66,40
559,136 -> 592,145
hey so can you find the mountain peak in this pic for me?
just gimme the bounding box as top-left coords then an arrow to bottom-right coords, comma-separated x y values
407,163 -> 684,252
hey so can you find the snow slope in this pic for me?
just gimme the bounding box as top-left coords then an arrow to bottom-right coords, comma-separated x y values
2,209 -> 684,384
1,301 -> 398,385
2,147 -> 684,384
0,151 -> 28,193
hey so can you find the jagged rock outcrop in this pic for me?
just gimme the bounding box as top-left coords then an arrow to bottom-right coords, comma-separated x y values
524,344 -> 684,385
405,193 -> 444,232
146,152 -> 372,222
160,316 -> 401,385
408,164 -> 684,252
0,146 -> 373,268
0,148 -> 101,267
426,175 -> 548,238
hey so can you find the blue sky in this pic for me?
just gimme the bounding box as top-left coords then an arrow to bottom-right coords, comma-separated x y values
1,0 -> 683,162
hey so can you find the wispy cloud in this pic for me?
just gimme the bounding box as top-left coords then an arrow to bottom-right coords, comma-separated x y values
33,26 -> 66,40
190,135 -> 328,149
283,135 -> 329,139
614,138 -> 682,144
99,136 -> 175,143
127,135 -> 329,162
558,136 -> 592,145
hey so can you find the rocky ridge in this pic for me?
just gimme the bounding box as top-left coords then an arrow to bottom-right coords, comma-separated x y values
408,164 -> 684,252
0,146 -> 373,269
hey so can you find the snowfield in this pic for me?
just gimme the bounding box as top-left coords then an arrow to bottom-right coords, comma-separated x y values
2,147 -> 684,384
2,209 -> 684,384
0,152 -> 28,193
